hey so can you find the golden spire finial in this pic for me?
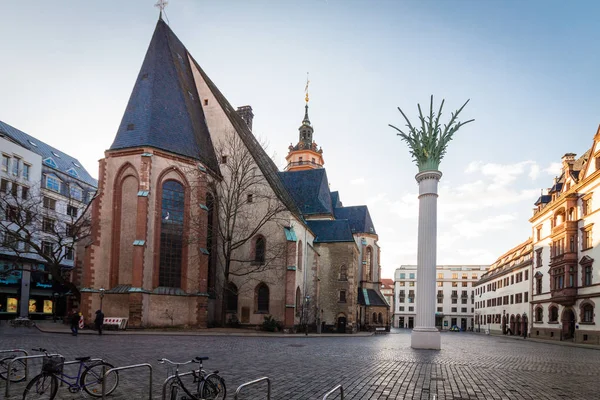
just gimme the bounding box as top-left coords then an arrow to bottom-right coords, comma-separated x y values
304,72 -> 310,104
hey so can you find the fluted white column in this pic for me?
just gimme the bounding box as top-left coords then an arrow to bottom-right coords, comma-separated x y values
411,170 -> 442,350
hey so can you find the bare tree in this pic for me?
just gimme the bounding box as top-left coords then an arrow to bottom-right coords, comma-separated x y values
0,178 -> 93,301
188,133 -> 290,324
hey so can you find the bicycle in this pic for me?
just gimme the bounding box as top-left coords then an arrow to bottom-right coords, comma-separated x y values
8,318 -> 34,328
0,354 -> 26,383
22,348 -> 119,399
159,356 -> 226,400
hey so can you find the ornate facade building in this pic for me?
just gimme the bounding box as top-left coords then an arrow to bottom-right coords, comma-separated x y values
473,239 -> 532,335
530,127 -> 600,344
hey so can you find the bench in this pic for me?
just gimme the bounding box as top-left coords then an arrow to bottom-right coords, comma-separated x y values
375,327 -> 387,334
103,317 -> 129,330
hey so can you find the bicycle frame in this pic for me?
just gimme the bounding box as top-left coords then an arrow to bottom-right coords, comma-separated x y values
54,360 -> 87,389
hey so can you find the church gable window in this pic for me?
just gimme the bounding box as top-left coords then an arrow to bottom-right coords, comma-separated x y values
253,235 -> 266,264
255,283 -> 269,313
158,180 -> 185,288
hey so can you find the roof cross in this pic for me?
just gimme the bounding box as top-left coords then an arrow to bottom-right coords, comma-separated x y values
155,0 -> 169,17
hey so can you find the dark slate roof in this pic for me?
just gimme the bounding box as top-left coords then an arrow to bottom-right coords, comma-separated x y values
110,18 -> 219,174
358,288 -> 389,307
330,191 -> 342,208
0,120 -> 97,187
279,169 -> 333,216
188,53 -> 301,217
306,220 -> 354,243
534,194 -> 551,205
334,206 -> 376,235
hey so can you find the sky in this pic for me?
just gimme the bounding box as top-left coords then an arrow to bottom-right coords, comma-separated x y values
2,1 -> 600,280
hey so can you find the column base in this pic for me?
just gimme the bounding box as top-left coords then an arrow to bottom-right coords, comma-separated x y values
411,327 -> 441,350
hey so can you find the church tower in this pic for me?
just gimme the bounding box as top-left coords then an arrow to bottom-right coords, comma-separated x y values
284,84 -> 324,171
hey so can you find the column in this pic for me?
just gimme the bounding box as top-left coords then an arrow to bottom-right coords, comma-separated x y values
411,170 -> 442,350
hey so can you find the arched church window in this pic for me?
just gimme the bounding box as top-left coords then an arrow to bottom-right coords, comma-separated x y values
225,281 -> 238,312
256,283 -> 269,313
159,180 -> 185,288
254,236 -> 266,263
365,247 -> 373,281
295,287 -> 302,316
549,306 -> 558,322
206,192 -> 216,295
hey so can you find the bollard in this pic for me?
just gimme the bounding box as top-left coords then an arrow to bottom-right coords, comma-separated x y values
234,377 -> 271,400
102,363 -> 152,400
322,384 -> 344,400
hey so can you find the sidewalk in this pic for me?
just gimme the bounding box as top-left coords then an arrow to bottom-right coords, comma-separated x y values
479,330 -> 600,351
34,320 -> 374,338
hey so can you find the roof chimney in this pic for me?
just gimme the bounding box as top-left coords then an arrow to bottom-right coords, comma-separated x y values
236,105 -> 254,131
562,153 -> 576,172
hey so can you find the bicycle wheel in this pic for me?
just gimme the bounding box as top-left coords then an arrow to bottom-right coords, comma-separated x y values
0,356 -> 26,382
81,362 -> 119,397
200,374 -> 226,400
22,373 -> 58,400
169,383 -> 191,400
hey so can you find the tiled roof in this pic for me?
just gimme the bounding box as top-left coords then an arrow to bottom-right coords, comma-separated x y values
306,220 -> 354,243
334,205 -> 376,235
279,169 -> 333,215
110,18 -> 219,174
358,288 -> 389,307
330,191 -> 342,208
380,278 -> 394,289
479,238 -> 532,282
0,120 -> 97,187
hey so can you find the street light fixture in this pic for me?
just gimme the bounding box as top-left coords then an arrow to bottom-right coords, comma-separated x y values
99,288 -> 105,311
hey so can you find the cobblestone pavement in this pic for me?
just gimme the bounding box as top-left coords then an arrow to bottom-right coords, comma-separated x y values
1,323 -> 599,399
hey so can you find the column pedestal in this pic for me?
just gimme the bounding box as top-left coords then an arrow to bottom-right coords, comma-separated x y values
411,170 -> 442,350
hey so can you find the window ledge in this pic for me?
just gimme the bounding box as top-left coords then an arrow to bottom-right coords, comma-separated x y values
579,322 -> 595,325
254,311 -> 269,314
548,321 -> 559,324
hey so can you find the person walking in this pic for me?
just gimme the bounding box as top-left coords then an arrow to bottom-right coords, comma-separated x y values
70,309 -> 79,336
94,310 -> 104,335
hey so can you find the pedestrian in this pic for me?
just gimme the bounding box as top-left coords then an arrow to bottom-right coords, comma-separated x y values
95,310 -> 104,335
70,309 -> 79,336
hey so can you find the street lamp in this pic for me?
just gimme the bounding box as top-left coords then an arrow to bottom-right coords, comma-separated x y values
52,292 -> 59,323
522,312 -> 528,339
99,288 -> 105,311
304,295 -> 310,336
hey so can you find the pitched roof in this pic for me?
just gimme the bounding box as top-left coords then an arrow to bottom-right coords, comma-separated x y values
330,191 -> 342,208
334,205 -> 376,235
0,120 -> 97,187
358,288 -> 389,307
187,49 -> 301,217
381,278 -> 394,288
306,220 -> 354,243
110,18 -> 219,173
279,169 -> 333,216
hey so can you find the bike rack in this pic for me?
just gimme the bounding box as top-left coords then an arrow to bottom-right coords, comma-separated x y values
4,353 -> 62,399
161,369 -> 200,400
234,376 -> 271,400
322,384 -> 344,400
59,358 -> 104,387
102,363 -> 153,400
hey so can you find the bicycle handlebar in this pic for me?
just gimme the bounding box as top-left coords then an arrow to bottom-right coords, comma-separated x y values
32,348 -> 48,353
158,358 -> 199,366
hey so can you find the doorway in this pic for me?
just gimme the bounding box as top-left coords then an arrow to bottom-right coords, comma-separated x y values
337,316 -> 347,333
399,317 -> 405,329
408,317 -> 414,329
460,318 -> 467,331
562,308 -> 575,340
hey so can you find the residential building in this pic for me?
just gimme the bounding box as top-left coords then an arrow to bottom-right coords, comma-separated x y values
380,278 -> 394,323
473,239 -> 532,335
529,128 -> 600,344
0,121 -> 97,319
394,265 -> 489,330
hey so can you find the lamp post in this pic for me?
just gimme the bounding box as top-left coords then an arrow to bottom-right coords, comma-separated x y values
502,310 -> 506,335
522,312 -> 527,339
99,288 -> 105,311
304,295 -> 310,336
52,292 -> 59,323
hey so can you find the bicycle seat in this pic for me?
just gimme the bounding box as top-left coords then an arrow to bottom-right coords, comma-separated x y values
195,356 -> 209,361
75,356 -> 91,362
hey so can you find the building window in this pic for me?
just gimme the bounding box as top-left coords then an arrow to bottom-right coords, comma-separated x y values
339,290 -> 346,303
399,306 -> 404,312
45,175 -> 61,192
21,186 -> 29,200
254,236 -> 266,264
452,298 -> 457,304
461,282 -> 468,287
437,307 -> 443,312
256,283 -> 269,313
582,226 -> 593,250
535,307 -> 543,322
339,265 -> 347,281
462,273 -> 468,280
583,197 -> 592,216
11,157 -> 20,176
437,281 -> 443,287
452,282 -> 458,287
365,247 -> 373,281
409,282 -> 415,287
69,185 -> 83,201
437,297 -> 443,304
461,308 -> 467,313
536,226 -> 542,241
246,194 -> 253,203
22,163 -> 30,180
65,247 -> 74,261
42,241 -> 53,257
536,276 -> 542,294
372,313 -> 377,323
297,240 -> 303,271
582,304 -> 594,323
451,307 -> 457,312
471,273 -> 477,279
409,273 -> 415,279
158,180 -> 185,288
226,282 -> 238,312
42,217 -> 55,233
67,206 -> 78,218
1,154 -> 9,172
549,306 -> 558,322
437,273 -> 443,279
10,182 -> 18,197
452,273 -> 458,279
399,273 -> 405,279
220,155 -> 228,164
584,266 -> 592,286
0,178 -> 8,193
408,307 -> 414,312
66,223 -> 75,237
43,196 -> 56,210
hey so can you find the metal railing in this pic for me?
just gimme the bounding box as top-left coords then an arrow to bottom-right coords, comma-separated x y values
5,353 -> 62,398
322,384 -> 344,399
161,369 -> 199,400
102,363 -> 153,400
234,377 -> 271,399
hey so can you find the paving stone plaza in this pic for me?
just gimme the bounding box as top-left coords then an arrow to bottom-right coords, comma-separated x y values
1,324 -> 599,399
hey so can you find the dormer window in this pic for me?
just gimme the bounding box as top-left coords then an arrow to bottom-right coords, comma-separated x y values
51,151 -> 61,159
67,168 -> 79,178
43,157 -> 58,169
45,174 -> 61,192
